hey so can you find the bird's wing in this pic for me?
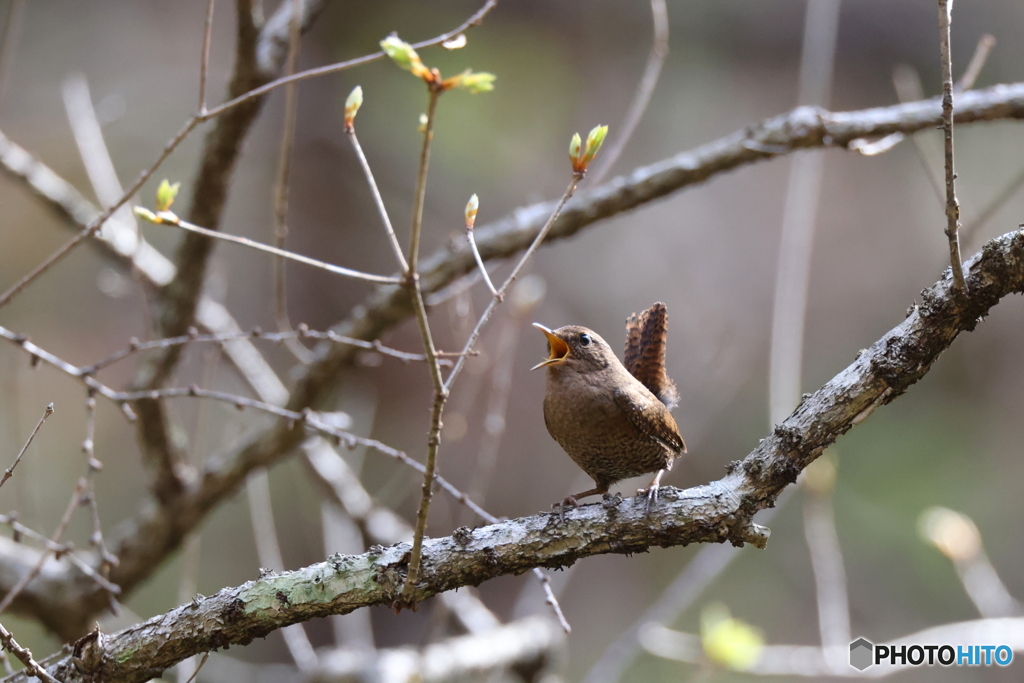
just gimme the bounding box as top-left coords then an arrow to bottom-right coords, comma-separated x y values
626,302 -> 680,410
613,385 -> 687,454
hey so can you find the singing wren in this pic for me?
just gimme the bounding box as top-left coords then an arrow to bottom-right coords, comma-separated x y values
532,302 -> 686,517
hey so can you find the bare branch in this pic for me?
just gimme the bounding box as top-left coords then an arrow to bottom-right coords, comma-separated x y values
402,87 -> 449,602
270,0 -> 310,363
346,124 -> 410,273
142,212 -> 402,284
464,218 -> 498,297
81,326 -> 446,375
587,0 -> 668,185
0,621 -> 59,683
938,0 -> 967,292
0,480 -> 85,615
0,403 -> 53,489
27,490 -> 767,683
198,0 -> 216,113
442,175 -> 580,394
955,34 -> 996,92
5,82 -> 1024,638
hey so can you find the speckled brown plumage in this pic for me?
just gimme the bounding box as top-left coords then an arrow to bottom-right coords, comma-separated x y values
532,304 -> 686,516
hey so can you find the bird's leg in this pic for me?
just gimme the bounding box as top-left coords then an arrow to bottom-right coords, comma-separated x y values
555,484 -> 608,522
638,469 -> 666,513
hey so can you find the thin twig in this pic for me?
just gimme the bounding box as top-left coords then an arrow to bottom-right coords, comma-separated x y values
198,0 -> 216,113
271,0 -> 312,364
0,479 -> 86,615
174,345 -> 216,683
182,653 -> 209,683
347,121 -> 410,273
82,390 -> 117,574
407,91 -> 441,274
938,0 -> 967,293
144,212 -> 402,284
0,514 -> 120,595
857,34 -> 996,159
81,326 -> 449,374
533,569 -> 572,634
401,87 -> 448,602
0,649 -> 11,677
465,223 -> 497,297
442,175 -> 580,394
587,0 -> 668,185
0,403 -> 53,489
5,380 -> 485,522
0,325 -> 461,429
0,621 -> 59,683
955,34 -> 996,92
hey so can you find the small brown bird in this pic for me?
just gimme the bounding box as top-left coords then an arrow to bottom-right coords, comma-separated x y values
532,303 -> 686,517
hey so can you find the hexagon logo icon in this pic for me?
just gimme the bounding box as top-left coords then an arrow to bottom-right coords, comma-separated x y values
850,638 -> 874,671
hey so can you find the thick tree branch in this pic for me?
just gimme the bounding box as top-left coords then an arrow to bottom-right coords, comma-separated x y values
29,492 -> 769,683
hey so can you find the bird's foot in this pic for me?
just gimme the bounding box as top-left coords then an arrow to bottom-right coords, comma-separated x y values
554,496 -> 579,523
636,483 -> 661,514
637,469 -> 667,514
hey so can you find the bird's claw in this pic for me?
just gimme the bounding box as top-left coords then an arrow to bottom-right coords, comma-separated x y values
637,484 -> 661,514
554,496 -> 579,523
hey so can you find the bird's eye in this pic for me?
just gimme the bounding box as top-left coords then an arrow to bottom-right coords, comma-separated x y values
579,333 -> 592,346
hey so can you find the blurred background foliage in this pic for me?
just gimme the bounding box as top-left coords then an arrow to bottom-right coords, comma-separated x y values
1,0 -> 1024,680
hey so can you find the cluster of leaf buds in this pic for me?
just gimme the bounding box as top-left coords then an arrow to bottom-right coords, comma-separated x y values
569,125 -> 608,175
133,179 -> 181,224
380,35 -> 495,93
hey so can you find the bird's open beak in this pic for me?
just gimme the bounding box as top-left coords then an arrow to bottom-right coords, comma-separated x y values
531,323 -> 570,370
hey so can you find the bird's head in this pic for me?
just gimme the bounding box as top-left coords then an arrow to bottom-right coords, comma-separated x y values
531,323 -> 613,373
